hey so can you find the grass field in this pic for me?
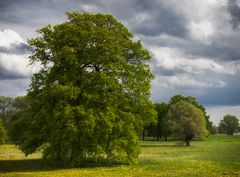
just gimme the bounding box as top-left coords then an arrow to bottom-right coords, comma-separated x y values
0,135 -> 239,177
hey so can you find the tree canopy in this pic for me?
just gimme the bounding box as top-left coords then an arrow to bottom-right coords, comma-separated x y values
167,101 -> 207,146
146,103 -> 169,140
11,12 -> 156,165
169,94 -> 212,132
219,115 -> 239,135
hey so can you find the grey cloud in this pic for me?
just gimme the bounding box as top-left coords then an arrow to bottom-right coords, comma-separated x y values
143,34 -> 240,62
228,0 -> 240,29
180,40 -> 240,61
0,43 -> 31,55
1,0 -> 240,107
152,68 -> 183,76
131,1 -> 188,37
0,78 -> 30,97
0,68 -> 28,80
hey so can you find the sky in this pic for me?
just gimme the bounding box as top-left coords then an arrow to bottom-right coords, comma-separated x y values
0,0 -> 240,124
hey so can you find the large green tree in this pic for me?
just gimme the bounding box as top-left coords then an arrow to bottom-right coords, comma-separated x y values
11,12 -> 156,165
218,115 -> 239,135
167,101 -> 207,146
169,94 -> 212,133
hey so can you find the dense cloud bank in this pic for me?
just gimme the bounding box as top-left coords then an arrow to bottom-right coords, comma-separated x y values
0,0 -> 240,107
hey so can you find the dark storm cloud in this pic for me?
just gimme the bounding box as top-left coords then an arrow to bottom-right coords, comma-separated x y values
0,0 -> 188,37
178,40 -> 240,61
131,0 -> 188,37
227,0 -> 240,29
1,0 -> 240,107
142,32 -> 240,62
198,75 -> 240,105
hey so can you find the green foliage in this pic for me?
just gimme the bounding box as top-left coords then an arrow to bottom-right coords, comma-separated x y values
146,103 -> 169,140
0,96 -> 14,114
11,12 -> 156,165
3,96 -> 30,133
12,96 -> 29,111
0,96 -> 14,143
167,101 -> 207,146
209,125 -> 218,135
0,96 -> 14,125
169,94 -> 213,133
218,115 -> 239,135
0,119 -> 7,144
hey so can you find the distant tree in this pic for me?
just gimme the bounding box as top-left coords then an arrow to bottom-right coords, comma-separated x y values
167,101 -> 207,146
0,96 -> 29,133
218,124 -> 226,134
146,103 -> 169,140
8,96 -> 29,121
210,125 -> 218,135
10,12 -> 156,165
7,96 -> 29,138
12,96 -> 29,111
218,115 -> 239,135
169,94 -> 212,133
0,96 -> 14,125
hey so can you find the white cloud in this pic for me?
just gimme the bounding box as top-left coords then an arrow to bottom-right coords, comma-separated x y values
0,29 -> 40,77
82,4 -> 99,12
0,29 -> 24,47
0,29 -> 41,97
0,29 -> 40,78
150,46 -> 234,75
153,75 -> 226,89
0,53 -> 30,77
189,20 -> 214,43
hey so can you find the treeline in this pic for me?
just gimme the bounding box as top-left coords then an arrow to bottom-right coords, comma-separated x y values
143,95 -> 240,141
1,94 -> 239,146
0,96 -> 28,143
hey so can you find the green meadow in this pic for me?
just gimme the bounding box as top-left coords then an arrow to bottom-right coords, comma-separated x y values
0,135 -> 239,177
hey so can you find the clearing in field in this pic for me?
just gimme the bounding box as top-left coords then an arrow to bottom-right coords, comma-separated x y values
0,135 -> 239,177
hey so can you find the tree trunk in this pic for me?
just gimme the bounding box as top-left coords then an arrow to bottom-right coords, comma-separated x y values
185,137 -> 190,146
157,123 -> 160,140
142,126 -> 145,141
164,136 -> 167,141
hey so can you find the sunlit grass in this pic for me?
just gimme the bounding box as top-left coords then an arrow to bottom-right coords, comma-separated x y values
0,135 -> 239,177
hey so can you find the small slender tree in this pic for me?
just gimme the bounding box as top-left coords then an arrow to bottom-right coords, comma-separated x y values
167,101 -> 207,146
0,96 -> 14,125
169,94 -> 212,133
0,116 -> 7,144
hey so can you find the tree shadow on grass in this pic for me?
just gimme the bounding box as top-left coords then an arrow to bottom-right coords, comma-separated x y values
141,141 -> 186,147
0,159 -> 60,173
0,159 -> 123,173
